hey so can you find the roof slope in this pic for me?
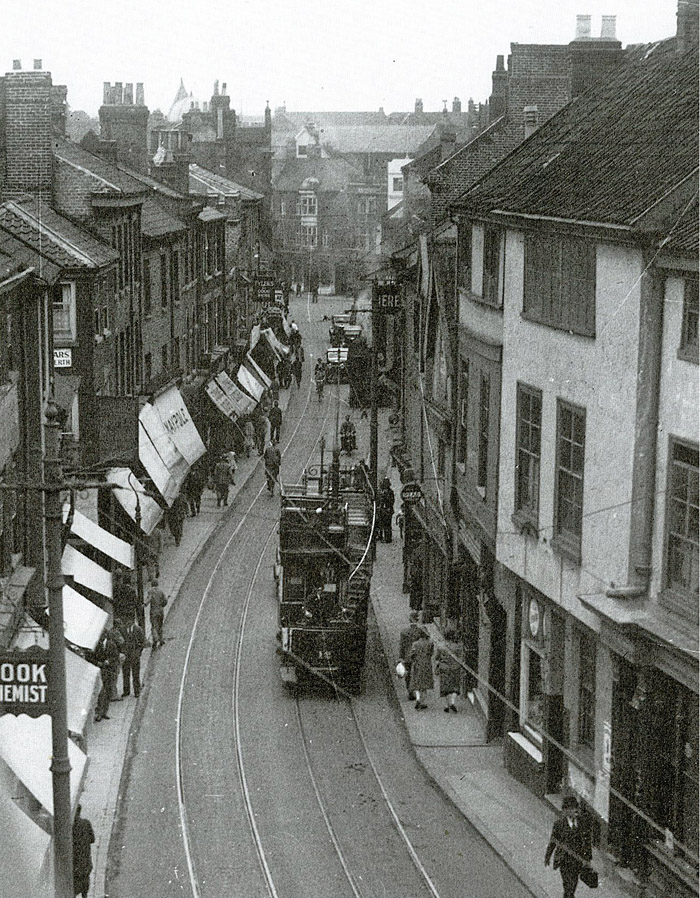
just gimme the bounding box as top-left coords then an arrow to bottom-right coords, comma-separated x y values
453,47 -> 699,227
141,199 -> 186,238
0,199 -> 118,271
322,125 -> 436,155
273,157 -> 363,192
189,164 -> 264,201
54,139 -> 146,196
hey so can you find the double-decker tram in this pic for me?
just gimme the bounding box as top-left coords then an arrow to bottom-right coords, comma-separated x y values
276,448 -> 374,693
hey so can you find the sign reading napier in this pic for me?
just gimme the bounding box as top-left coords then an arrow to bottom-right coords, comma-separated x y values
152,385 -> 206,467
0,647 -> 50,717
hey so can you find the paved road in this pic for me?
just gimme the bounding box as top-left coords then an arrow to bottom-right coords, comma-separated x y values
108,295 -> 534,898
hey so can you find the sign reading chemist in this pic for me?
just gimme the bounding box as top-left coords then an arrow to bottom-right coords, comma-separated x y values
0,647 -> 50,717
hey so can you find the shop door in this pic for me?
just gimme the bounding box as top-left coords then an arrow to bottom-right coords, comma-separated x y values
486,600 -> 507,742
608,658 -> 639,868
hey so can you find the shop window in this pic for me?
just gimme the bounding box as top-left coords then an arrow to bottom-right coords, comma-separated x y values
525,647 -> 544,740
523,233 -> 596,336
554,400 -> 585,560
53,282 -> 77,343
477,374 -> 490,492
577,630 -> 596,750
515,383 -> 542,526
679,273 -> 699,363
664,440 -> 699,616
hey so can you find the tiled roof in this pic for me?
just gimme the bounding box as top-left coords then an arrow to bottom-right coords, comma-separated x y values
189,164 -> 264,201
661,194 -> 699,256
0,199 -> 118,271
273,157 -> 363,193
0,230 -> 61,285
54,138 -> 146,196
321,125 -> 437,155
452,48 -> 699,229
141,199 -> 186,238
273,110 -> 387,131
118,164 -> 185,199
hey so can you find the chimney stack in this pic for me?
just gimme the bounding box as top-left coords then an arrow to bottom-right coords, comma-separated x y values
414,98 -> 423,115
489,54 -> 507,123
575,14 -> 592,39
150,129 -> 192,195
12,59 -> 21,70
4,67 -> 54,193
677,0 -> 700,53
600,15 -> 616,39
452,96 -> 462,113
136,82 -> 145,105
99,79 -> 150,172
523,105 -> 539,139
33,59 -> 42,70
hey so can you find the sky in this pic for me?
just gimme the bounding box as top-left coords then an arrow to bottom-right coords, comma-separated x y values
2,0 -> 679,118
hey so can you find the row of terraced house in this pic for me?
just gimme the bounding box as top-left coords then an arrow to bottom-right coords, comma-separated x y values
0,64 -> 270,616
380,8 -> 698,897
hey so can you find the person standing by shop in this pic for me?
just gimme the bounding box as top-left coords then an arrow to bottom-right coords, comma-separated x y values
145,578 -> 168,649
167,493 -> 187,546
72,805 -> 95,898
378,477 -> 395,542
263,440 -> 281,495
122,618 -> 146,698
398,612 -> 423,700
214,454 -> 232,507
269,400 -> 283,444
435,630 -> 462,712
94,626 -> 122,721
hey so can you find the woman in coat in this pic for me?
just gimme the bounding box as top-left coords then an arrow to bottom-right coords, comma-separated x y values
408,631 -> 434,710
435,630 -> 462,712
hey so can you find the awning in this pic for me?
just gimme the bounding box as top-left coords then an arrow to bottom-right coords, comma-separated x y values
210,344 -> 229,364
249,335 -> 278,379
14,627 -> 101,737
61,544 -> 112,599
205,377 -> 238,422
63,507 -> 134,569
262,327 -> 290,359
236,365 -> 265,402
215,372 -> 256,416
108,467 -> 164,536
138,403 -> 188,506
151,384 -> 206,467
243,352 -> 271,388
61,584 -> 109,649
0,715 -> 87,816
0,765 -> 51,898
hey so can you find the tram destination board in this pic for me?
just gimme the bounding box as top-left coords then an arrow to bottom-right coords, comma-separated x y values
372,281 -> 402,314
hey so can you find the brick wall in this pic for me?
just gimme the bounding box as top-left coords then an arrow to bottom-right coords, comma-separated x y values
3,71 -> 54,193
507,44 -> 573,139
99,102 -> 149,174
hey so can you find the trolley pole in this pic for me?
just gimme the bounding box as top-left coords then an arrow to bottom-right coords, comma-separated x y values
369,280 -> 378,500
44,401 -> 74,898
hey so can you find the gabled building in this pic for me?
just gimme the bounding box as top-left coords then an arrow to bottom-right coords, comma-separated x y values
452,37 -> 698,896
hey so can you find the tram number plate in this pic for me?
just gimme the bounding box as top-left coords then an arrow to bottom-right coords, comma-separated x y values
318,650 -> 332,661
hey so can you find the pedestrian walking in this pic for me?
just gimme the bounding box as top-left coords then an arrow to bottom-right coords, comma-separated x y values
269,400 -> 283,443
184,466 -> 204,516
72,804 -> 95,898
167,494 -> 187,546
93,626 -> 122,721
545,795 -> 594,898
255,413 -> 268,455
263,440 -> 281,494
396,506 -> 405,541
435,630 -> 462,712
269,376 -> 280,401
408,629 -> 434,710
145,578 -> 168,648
224,449 -> 237,485
378,477 -> 395,542
214,454 -> 231,507
398,612 -> 423,699
292,355 -> 303,388
121,618 -> 145,697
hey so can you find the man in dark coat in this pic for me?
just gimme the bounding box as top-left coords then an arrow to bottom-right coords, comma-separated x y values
112,570 -> 138,625
545,795 -> 593,897
94,627 -> 122,721
408,630 -> 434,710
378,478 -> 395,542
213,455 -> 231,507
122,618 -> 146,697
398,612 -> 422,699
263,441 -> 281,494
145,578 -> 167,648
72,804 -> 95,898
167,494 -> 187,546
268,400 -> 283,444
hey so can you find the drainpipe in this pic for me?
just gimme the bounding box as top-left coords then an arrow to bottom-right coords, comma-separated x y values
605,245 -> 663,600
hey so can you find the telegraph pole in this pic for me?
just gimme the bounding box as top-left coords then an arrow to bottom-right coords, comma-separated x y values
44,400 -> 74,898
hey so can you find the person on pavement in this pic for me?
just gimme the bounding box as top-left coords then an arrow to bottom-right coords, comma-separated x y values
435,629 -> 462,713
408,629 -> 434,710
378,477 -> 395,542
122,618 -> 146,698
244,418 -> 256,457
213,454 -> 232,507
72,804 -> 95,898
184,466 -> 205,516
145,578 -> 167,648
545,795 -> 593,898
94,626 -> 122,721
398,611 -> 423,699
167,494 -> 187,547
292,354 -> 303,389
263,440 -> 281,495
269,400 -> 283,444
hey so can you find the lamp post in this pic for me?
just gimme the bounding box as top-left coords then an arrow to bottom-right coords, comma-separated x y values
44,400 -> 74,898
128,472 -> 145,630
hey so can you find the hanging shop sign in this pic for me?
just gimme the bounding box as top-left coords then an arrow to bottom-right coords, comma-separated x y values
400,481 -> 423,505
0,647 -> 50,717
53,347 -> 72,368
373,281 -> 402,314
254,276 -> 275,307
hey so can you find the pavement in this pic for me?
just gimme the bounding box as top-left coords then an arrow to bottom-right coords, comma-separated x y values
79,367 -> 634,898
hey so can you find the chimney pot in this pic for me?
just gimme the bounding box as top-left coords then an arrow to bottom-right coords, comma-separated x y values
103,82 -> 111,103
600,15 -> 616,38
136,82 -> 144,105
33,59 -> 42,70
115,81 -> 123,104
452,96 -> 462,113
575,14 -> 592,39
214,79 -> 219,96
124,82 -> 133,104
222,82 -> 227,93
496,54 -> 505,71
12,59 -> 21,71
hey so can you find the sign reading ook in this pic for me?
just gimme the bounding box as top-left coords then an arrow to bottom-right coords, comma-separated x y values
0,647 -> 50,717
